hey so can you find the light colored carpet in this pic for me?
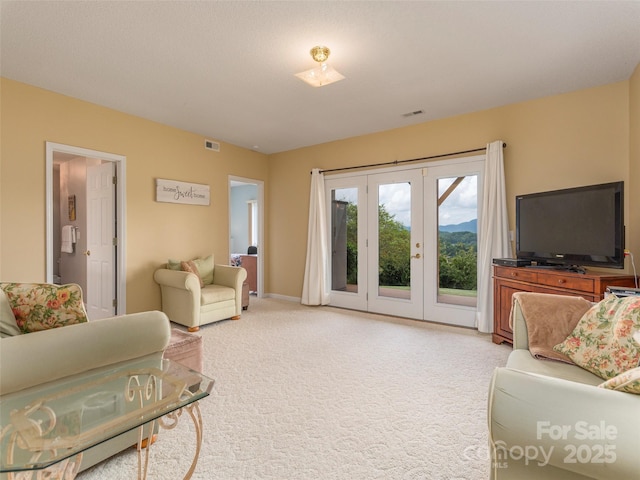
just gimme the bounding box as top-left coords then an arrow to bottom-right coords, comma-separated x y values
78,298 -> 510,479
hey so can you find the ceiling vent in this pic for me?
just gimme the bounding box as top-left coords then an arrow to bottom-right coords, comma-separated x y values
204,139 -> 220,152
402,110 -> 424,118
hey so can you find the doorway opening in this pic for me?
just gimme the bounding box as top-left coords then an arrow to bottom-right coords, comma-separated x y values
46,142 -> 127,318
229,176 -> 264,298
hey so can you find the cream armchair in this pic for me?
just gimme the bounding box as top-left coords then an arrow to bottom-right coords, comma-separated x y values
154,260 -> 246,331
488,293 -> 640,480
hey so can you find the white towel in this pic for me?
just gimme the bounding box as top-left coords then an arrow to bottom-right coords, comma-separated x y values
61,225 -> 76,253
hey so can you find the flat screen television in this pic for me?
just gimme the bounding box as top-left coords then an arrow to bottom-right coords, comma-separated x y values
516,181 -> 624,271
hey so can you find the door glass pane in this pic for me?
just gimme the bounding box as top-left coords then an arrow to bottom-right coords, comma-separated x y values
331,188 -> 358,292
437,175 -> 478,307
378,183 -> 411,299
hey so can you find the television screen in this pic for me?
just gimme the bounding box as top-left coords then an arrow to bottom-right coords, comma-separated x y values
516,181 -> 624,269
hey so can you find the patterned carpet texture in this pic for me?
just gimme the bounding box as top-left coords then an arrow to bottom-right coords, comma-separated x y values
78,298 -> 510,480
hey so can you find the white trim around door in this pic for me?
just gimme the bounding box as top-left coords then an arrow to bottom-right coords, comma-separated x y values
46,142 -> 127,315
325,155 -> 485,327
228,175 -> 265,298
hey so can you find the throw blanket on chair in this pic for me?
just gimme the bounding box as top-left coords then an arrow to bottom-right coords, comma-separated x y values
511,292 -> 592,363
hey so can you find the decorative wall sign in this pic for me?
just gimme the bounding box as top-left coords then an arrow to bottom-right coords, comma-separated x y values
156,179 -> 210,206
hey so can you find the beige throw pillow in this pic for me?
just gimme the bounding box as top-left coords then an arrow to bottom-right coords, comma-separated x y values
167,259 -> 181,270
181,260 -> 204,288
192,254 -> 214,285
168,255 -> 214,285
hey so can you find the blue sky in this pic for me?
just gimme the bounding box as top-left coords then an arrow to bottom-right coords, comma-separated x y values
333,175 -> 477,227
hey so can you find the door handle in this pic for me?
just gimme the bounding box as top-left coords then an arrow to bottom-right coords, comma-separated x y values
411,253 -> 421,259
84,250 -> 91,256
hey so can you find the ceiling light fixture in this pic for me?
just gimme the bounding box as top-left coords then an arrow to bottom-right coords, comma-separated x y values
295,45 -> 345,87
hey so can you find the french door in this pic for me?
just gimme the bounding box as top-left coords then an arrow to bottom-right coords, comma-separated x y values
367,170 -> 424,318
423,160 -> 484,327
326,157 -> 483,327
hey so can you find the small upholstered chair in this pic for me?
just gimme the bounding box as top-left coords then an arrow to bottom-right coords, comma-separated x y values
153,254 -> 247,331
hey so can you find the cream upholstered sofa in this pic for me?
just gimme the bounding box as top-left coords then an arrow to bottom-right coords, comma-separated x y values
488,293 -> 640,480
153,255 -> 246,331
0,283 -> 171,473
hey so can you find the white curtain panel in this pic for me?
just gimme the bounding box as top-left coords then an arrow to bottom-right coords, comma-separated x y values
301,169 -> 330,305
476,141 -> 512,333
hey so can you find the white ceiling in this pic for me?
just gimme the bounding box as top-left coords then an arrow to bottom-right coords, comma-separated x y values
2,1 -> 639,154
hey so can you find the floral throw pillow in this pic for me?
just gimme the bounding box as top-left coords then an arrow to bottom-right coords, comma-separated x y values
598,332 -> 640,394
553,295 -> 640,380
0,283 -> 88,334
0,289 -> 21,337
598,366 -> 640,394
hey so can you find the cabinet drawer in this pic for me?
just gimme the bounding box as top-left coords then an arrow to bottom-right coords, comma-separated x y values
537,274 -> 594,293
494,266 -> 538,283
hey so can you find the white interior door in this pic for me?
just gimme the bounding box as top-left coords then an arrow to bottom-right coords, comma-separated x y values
86,162 -> 116,319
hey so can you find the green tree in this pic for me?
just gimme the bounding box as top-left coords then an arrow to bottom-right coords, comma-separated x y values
344,202 -> 477,291
345,202 -> 411,287
378,205 -> 410,286
438,234 -> 477,291
346,202 -> 358,284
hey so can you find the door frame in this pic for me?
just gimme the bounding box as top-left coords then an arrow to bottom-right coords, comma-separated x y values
325,175 -> 368,311
228,175 -> 265,298
324,155 -> 484,325
366,169 -> 424,320
422,158 -> 485,327
45,142 -> 127,315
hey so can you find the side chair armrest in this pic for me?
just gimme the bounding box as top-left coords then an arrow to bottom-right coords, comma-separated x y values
0,311 -> 171,395
489,367 -> 640,479
153,268 -> 201,292
212,265 -> 247,290
511,297 -> 530,351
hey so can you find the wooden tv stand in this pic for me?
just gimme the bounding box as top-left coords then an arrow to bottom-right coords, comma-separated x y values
492,265 -> 636,345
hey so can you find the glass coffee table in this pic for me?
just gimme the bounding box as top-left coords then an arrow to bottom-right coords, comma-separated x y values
0,356 -> 213,480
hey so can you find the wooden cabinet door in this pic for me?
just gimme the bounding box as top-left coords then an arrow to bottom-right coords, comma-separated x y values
493,280 -> 521,344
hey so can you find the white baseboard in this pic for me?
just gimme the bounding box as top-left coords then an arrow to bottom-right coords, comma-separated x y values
264,293 -> 301,303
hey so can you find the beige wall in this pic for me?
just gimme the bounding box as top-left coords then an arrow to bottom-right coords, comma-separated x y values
0,78 -> 269,313
2,71 -> 638,307
269,80 -> 633,298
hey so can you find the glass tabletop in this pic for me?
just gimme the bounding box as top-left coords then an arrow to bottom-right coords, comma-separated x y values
0,356 -> 214,473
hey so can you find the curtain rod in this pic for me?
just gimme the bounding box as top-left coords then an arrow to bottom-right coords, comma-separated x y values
314,142 -> 506,175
